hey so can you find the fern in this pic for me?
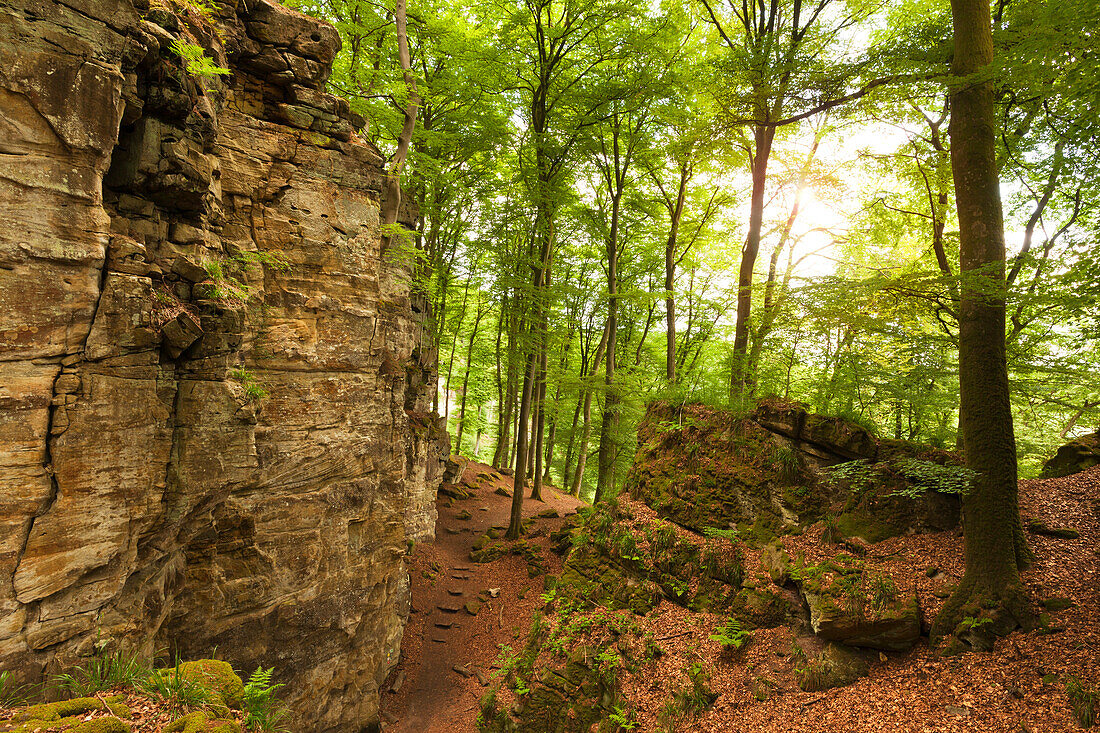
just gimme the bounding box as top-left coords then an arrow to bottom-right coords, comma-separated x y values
169,39 -> 230,79
243,666 -> 289,732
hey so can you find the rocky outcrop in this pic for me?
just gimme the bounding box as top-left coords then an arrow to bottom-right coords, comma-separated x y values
1043,432 -> 1100,478
0,0 -> 445,730
626,401 -> 961,542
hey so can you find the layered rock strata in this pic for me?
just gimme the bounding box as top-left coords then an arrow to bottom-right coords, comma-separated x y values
0,0 -> 444,729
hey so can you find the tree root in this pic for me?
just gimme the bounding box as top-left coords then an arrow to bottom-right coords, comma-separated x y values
930,573 -> 1036,652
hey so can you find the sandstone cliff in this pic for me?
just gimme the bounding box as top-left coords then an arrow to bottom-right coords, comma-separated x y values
0,0 -> 445,728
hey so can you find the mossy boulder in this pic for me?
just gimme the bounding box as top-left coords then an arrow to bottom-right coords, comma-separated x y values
176,660 -> 244,709
72,719 -> 133,733
13,696 -> 122,722
627,402 -> 963,543
558,544 -> 663,615
728,586 -> 797,629
471,540 -> 510,563
796,642 -> 870,691
8,696 -> 132,733
1027,519 -> 1080,539
165,711 -> 242,733
1043,432 -> 1100,478
793,555 -> 920,651
625,402 -> 813,533
558,504 -> 746,615
479,643 -> 626,733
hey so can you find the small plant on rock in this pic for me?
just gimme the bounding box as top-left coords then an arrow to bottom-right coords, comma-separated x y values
230,368 -> 269,402
242,666 -> 290,732
869,573 -> 899,614
169,39 -> 230,80
890,458 -> 977,499
702,526 -> 738,541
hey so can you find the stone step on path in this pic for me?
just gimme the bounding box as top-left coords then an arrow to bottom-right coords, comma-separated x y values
434,620 -> 454,629
438,604 -> 462,613
447,589 -> 464,597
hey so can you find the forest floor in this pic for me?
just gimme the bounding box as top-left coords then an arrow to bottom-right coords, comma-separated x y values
382,462 -> 1100,733
379,460 -> 584,732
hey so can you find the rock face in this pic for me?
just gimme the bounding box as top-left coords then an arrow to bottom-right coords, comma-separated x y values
0,0 -> 445,729
1043,432 -> 1100,478
626,401 -> 961,542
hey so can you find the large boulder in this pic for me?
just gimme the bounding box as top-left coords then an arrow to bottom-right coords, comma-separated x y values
626,401 -> 962,543
793,556 -> 921,652
1043,432 -> 1100,478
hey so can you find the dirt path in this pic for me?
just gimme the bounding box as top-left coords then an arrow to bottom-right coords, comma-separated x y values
380,460 -> 584,732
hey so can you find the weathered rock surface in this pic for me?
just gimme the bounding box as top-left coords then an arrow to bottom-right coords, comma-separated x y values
1043,431 -> 1100,478
793,556 -> 921,652
0,0 -> 444,730
627,401 -> 961,542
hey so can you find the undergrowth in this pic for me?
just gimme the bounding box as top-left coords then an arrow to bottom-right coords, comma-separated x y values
1067,677 -> 1097,728
55,648 -> 150,696
243,667 -> 290,732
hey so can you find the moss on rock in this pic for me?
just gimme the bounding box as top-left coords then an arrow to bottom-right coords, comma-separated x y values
72,718 -> 133,733
176,660 -> 244,709
165,711 -> 242,733
14,697 -> 104,722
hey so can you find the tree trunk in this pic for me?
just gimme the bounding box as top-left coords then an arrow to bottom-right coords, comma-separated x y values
561,392 -> 583,491
507,348 -> 537,539
665,164 -> 689,384
542,380 -> 561,485
379,0 -> 419,234
571,321 -> 609,497
455,304 -> 486,450
595,187 -> 621,503
930,0 -> 1035,647
531,344 -> 548,501
730,123 -> 775,398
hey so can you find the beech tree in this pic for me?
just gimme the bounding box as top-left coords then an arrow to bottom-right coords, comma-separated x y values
929,0 -> 1034,647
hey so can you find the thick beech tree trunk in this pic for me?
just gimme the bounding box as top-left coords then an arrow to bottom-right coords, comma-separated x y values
931,0 -> 1035,647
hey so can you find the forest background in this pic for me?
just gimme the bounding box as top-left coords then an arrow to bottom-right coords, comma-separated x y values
289,0 -> 1100,499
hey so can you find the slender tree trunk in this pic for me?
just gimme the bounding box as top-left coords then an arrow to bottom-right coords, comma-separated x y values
379,0 -> 419,234
444,277 -> 472,429
747,134 -> 820,385
595,193 -> 621,503
455,304 -> 486,450
491,303 -> 509,467
532,344 -> 548,501
571,321 -> 609,497
507,349 -> 537,539
509,391 -> 519,467
561,392 -> 583,491
665,165 -> 689,384
931,0 -> 1034,646
528,384 -> 540,477
730,123 -> 775,398
542,380 -> 561,485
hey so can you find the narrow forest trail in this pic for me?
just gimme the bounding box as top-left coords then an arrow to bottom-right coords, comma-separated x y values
379,460 -> 584,732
